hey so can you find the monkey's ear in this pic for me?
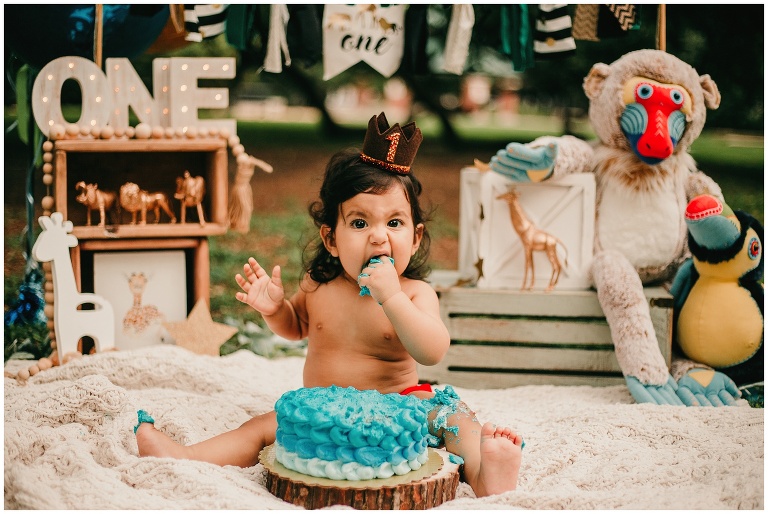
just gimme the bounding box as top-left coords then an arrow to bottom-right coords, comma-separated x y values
699,74 -> 721,110
583,63 -> 611,101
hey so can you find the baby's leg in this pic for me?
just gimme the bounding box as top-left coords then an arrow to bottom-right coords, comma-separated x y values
136,410 -> 277,468
416,393 -> 522,497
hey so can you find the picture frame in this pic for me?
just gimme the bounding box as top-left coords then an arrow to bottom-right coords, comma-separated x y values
72,238 -> 210,350
92,250 -> 188,350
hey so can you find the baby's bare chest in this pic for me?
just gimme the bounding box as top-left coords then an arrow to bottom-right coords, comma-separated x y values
305,286 -> 404,355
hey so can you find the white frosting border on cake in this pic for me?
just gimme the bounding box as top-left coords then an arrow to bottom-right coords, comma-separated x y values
274,443 -> 429,481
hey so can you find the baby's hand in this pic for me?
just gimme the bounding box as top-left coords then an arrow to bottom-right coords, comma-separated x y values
358,256 -> 400,305
235,257 -> 285,316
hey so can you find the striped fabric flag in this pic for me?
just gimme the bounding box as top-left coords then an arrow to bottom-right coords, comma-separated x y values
534,4 -> 576,59
185,4 -> 229,42
607,4 -> 636,31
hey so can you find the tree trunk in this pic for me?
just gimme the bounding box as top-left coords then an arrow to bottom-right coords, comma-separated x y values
261,446 -> 460,510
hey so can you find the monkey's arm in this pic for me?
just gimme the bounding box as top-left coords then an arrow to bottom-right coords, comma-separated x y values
489,135 -> 594,182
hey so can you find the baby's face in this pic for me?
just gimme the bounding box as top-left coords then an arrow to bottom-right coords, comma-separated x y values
325,185 -> 423,280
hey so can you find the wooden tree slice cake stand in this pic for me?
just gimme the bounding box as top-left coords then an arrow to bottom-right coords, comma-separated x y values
260,445 -> 460,510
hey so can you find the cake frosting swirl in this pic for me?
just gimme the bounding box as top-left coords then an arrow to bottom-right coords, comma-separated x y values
273,386 -> 431,481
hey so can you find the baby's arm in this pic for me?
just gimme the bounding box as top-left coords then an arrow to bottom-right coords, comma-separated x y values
382,282 -> 450,366
235,257 -> 305,340
359,258 -> 449,365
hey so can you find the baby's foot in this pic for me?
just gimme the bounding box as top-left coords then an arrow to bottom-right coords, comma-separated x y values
473,422 -> 523,497
135,422 -> 192,460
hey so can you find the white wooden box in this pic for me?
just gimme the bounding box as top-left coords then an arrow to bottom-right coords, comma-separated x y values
457,168 -> 482,284
459,168 -> 596,291
422,271 -> 673,388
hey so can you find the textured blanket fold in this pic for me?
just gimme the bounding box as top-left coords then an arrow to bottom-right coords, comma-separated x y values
4,346 -> 764,509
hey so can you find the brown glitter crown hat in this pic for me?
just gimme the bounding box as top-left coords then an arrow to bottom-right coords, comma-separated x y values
360,112 -> 423,174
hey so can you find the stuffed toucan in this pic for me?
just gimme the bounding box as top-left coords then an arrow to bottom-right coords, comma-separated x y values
671,194 -> 763,391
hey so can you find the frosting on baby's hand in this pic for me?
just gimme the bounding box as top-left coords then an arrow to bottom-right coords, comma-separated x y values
358,256 -> 395,298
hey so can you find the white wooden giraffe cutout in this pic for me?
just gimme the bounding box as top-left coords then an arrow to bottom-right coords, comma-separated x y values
32,212 -> 115,357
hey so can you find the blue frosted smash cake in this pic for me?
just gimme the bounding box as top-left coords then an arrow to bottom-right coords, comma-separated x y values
273,386 -> 432,481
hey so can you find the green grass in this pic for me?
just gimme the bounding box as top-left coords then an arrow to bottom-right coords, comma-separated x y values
209,205 -> 314,323
689,132 -> 765,169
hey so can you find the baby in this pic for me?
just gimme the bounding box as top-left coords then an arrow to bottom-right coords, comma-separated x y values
136,113 -> 523,497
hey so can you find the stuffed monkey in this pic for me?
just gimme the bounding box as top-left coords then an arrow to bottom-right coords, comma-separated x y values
489,49 -> 738,406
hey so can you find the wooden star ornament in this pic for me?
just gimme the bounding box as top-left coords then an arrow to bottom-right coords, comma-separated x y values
163,299 -> 237,356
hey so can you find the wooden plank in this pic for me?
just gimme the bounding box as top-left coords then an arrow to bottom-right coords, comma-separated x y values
438,288 -> 607,317
79,238 -> 201,252
210,147 -> 228,225
436,345 -> 623,373
447,317 -> 612,345
194,238 -> 210,304
53,139 -> 226,153
72,223 -> 227,240
419,369 -> 626,389
431,271 -> 673,307
54,149 -> 68,218
438,287 -> 673,318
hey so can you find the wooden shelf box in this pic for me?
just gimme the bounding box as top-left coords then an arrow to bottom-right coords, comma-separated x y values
421,271 -> 673,388
53,139 -> 229,240
71,237 -> 210,352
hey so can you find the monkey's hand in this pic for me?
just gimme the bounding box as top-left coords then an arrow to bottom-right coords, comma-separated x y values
625,375 -> 684,405
676,369 -> 741,407
489,142 -> 557,183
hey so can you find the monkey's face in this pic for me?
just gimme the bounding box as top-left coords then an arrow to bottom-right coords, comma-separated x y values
619,77 -> 693,165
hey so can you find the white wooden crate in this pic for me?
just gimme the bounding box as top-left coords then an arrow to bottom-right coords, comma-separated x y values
458,167 -> 596,291
422,271 -> 672,388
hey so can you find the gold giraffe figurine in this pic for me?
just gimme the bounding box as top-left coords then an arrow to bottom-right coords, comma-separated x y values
497,187 -> 569,291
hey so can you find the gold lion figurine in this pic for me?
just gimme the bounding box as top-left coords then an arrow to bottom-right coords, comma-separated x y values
119,182 -> 177,225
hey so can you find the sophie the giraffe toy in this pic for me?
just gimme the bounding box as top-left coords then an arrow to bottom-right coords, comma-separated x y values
32,212 -> 115,358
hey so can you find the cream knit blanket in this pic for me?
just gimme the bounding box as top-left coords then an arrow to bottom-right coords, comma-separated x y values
4,345 -> 763,509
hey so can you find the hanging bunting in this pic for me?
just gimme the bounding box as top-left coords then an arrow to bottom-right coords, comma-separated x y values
572,4 -> 600,41
322,4 -> 406,81
608,4 -> 637,31
597,4 -> 639,38
264,4 -> 291,73
184,4 -> 229,42
443,5 -> 475,75
533,4 -> 576,59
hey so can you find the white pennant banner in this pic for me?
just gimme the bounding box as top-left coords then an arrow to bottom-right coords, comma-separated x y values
322,4 -> 406,81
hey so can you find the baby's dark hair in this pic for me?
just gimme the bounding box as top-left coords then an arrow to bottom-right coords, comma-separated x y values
303,147 -> 432,285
